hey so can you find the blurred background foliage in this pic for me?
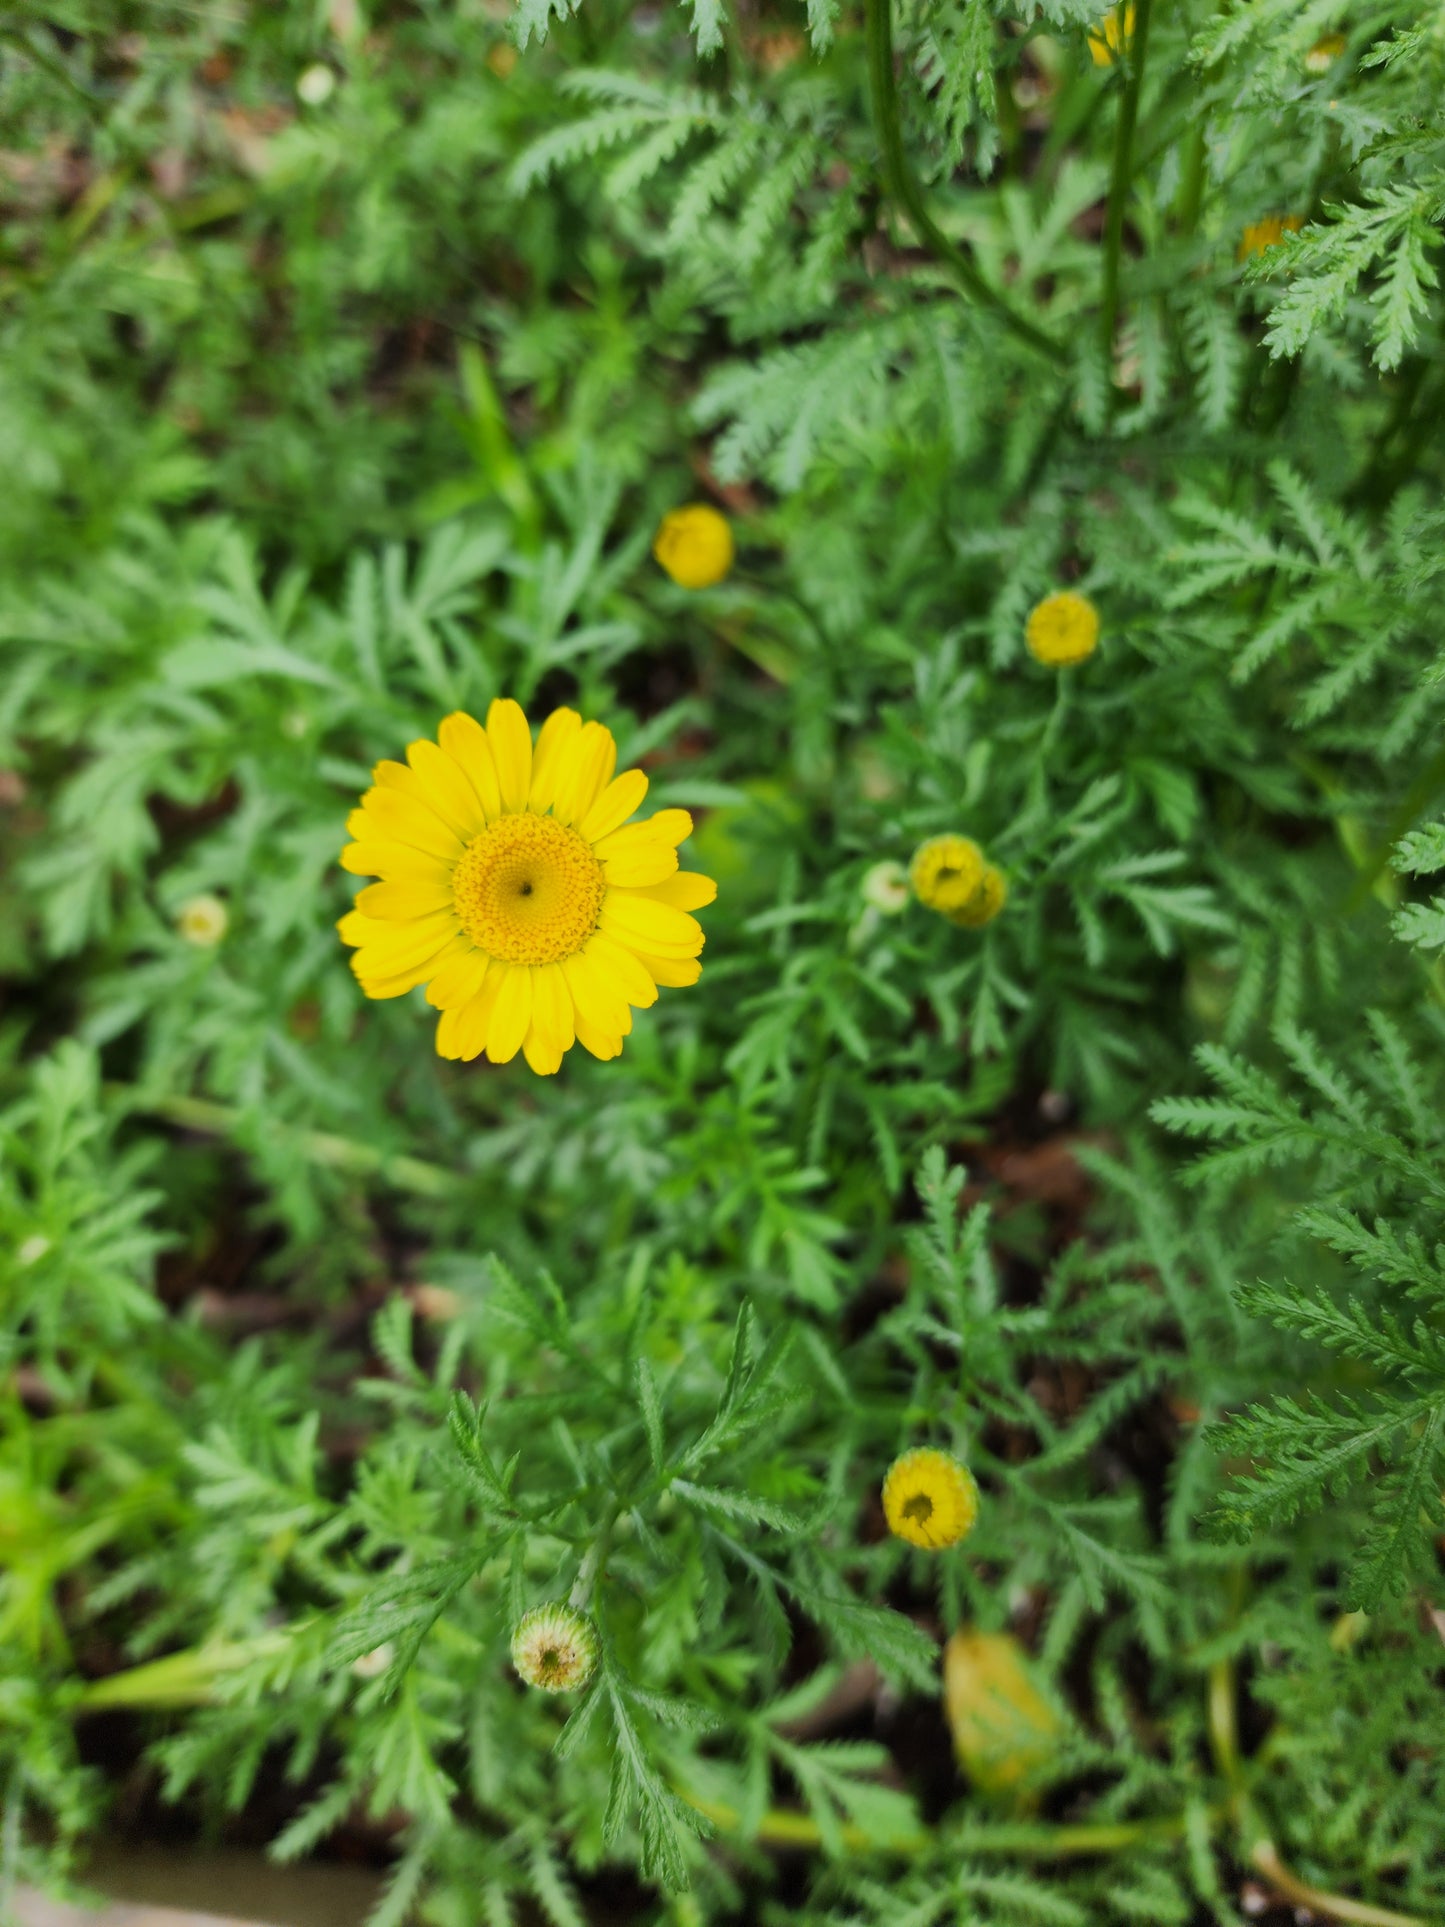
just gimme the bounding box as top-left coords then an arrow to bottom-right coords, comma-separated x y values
2,0 -> 1444,1922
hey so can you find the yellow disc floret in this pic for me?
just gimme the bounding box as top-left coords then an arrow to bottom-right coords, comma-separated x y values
653,504 -> 735,589
948,864 -> 1008,929
882,1448 -> 979,1551
451,813 -> 606,966
1025,590 -> 1100,667
910,835 -> 985,914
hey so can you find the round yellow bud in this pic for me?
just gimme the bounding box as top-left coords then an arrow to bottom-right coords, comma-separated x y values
1025,591 -> 1100,668
653,504 -> 735,590
510,1603 -> 598,1693
861,860 -> 910,915
948,864 -> 1008,929
1305,32 -> 1345,73
909,835 -> 985,915
177,894 -> 228,947
882,1447 -> 979,1551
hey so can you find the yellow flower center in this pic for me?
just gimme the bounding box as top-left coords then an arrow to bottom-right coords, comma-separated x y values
451,812 -> 605,965
902,1493 -> 934,1525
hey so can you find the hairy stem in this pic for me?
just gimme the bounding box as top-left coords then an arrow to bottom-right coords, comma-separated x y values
1099,0 -> 1155,398
862,0 -> 1064,364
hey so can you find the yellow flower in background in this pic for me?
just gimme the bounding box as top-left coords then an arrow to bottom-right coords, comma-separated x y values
1239,214 -> 1304,261
511,1603 -> 598,1692
1026,590 -> 1100,668
948,864 -> 1008,929
943,1630 -> 1061,1797
882,1448 -> 980,1551
177,894 -> 229,947
338,700 -> 716,1073
1088,2 -> 1134,66
653,503 -> 735,589
1305,32 -> 1345,73
910,835 -> 985,915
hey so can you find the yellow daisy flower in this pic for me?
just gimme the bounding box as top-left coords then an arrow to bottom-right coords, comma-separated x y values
948,864 -> 1008,929
337,700 -> 716,1075
1238,214 -> 1304,262
1025,590 -> 1100,668
653,504 -> 735,589
1088,2 -> 1133,66
910,834 -> 985,915
511,1603 -> 598,1692
882,1448 -> 980,1551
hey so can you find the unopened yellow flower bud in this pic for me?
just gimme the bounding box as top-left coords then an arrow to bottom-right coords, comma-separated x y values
1088,2 -> 1133,66
948,864 -> 1008,929
882,1447 -> 979,1551
1025,591 -> 1100,668
511,1603 -> 598,1692
861,860 -> 910,915
653,504 -> 735,590
1305,32 -> 1345,73
910,836 -> 985,915
1238,214 -> 1304,262
177,894 -> 229,947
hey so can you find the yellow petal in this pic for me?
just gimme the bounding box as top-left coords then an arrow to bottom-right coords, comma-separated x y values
630,951 -> 703,989
359,787 -> 464,862
634,870 -> 717,912
585,932 -> 658,1010
438,711 -> 503,820
487,698 -> 533,814
553,721 -> 616,827
579,767 -> 648,844
347,909 -> 460,971
454,970 -> 504,1061
374,757 -> 478,838
522,1026 -> 565,1075
602,844 -> 678,888
357,934 -> 469,1000
425,947 -> 491,1011
337,908 -> 377,947
599,893 -> 703,958
487,963 -> 533,1064
407,739 -> 488,838
574,1016 -> 624,1060
561,949 -> 630,1037
532,961 -> 576,1051
356,880 -> 455,920
529,707 -> 583,815
436,1004 -> 465,1058
340,840 -> 454,886
594,808 -> 693,860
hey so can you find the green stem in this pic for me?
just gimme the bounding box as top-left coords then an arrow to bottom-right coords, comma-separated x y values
1098,0 -> 1155,398
862,0 -> 1064,365
116,1089 -> 459,1198
684,1790 -> 1207,1858
569,1502 -> 620,1612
